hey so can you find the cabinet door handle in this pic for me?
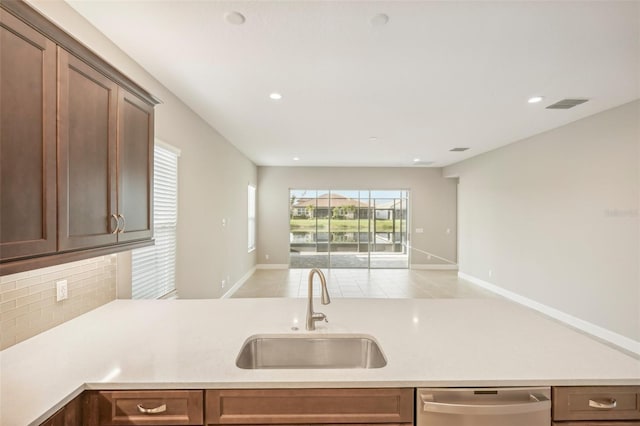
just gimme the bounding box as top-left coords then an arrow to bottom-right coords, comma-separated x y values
136,403 -> 167,414
117,214 -> 126,233
110,214 -> 119,234
589,398 -> 617,409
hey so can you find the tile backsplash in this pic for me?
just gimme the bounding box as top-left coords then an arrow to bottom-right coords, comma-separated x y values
0,255 -> 117,350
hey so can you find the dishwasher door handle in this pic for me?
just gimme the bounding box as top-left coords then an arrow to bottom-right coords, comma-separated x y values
421,395 -> 551,416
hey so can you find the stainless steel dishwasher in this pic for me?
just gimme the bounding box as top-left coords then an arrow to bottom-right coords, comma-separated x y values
416,387 -> 551,426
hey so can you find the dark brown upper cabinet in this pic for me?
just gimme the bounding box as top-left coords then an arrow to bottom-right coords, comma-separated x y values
57,48 -> 120,251
58,51 -> 155,250
117,89 -> 154,243
0,8 -> 57,261
0,0 -> 159,275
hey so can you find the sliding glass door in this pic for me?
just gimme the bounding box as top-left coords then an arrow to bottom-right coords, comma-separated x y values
289,190 -> 329,268
369,190 -> 409,268
289,189 -> 409,269
328,190 -> 369,268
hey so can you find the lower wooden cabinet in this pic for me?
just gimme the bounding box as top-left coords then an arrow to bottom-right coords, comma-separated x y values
204,388 -> 414,426
40,386 -> 640,426
40,388 -> 412,426
552,386 -> 640,425
40,408 -> 66,426
84,390 -> 204,426
40,393 -> 83,426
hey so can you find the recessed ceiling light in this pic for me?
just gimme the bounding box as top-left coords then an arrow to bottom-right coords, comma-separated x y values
369,136 -> 378,142
269,92 -> 283,100
224,11 -> 246,25
528,96 -> 544,104
371,13 -> 389,26
293,157 -> 300,161
413,158 -> 421,162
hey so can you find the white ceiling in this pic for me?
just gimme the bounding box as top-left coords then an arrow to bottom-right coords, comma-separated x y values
67,1 -> 640,167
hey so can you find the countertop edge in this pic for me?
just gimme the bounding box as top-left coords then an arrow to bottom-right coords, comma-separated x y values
28,384 -> 86,426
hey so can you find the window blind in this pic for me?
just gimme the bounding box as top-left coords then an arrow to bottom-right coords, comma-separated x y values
132,143 -> 179,299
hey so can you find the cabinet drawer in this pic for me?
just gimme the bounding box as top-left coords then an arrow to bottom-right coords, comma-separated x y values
89,390 -> 203,425
553,386 -> 640,421
205,388 -> 414,425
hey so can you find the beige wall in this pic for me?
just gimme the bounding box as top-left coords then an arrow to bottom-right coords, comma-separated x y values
0,255 -> 116,350
257,167 -> 458,267
26,0 -> 257,299
444,100 -> 640,342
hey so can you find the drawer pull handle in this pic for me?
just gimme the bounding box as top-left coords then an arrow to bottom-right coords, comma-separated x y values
137,403 -> 167,414
589,398 -> 617,409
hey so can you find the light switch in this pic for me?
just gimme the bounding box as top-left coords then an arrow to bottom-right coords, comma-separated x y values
415,228 -> 424,234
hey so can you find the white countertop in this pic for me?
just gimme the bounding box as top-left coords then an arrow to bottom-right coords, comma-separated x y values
2,298 -> 639,425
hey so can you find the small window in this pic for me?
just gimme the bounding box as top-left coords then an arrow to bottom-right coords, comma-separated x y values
248,184 -> 256,252
132,142 -> 180,299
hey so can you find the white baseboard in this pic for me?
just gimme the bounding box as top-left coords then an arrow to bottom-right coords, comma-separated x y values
411,264 -> 458,270
221,267 -> 256,299
458,272 -> 640,355
256,264 -> 289,270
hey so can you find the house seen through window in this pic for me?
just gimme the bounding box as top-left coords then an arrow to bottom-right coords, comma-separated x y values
289,189 -> 409,269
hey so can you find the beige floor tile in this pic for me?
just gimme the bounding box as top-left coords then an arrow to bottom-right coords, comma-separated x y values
230,269 -> 497,300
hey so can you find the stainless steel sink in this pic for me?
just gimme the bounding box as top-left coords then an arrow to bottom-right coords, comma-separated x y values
236,334 -> 387,369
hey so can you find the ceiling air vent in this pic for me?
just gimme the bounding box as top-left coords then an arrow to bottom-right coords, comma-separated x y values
450,147 -> 470,152
546,99 -> 589,109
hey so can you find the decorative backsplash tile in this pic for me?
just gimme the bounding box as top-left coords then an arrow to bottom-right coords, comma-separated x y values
0,255 -> 117,350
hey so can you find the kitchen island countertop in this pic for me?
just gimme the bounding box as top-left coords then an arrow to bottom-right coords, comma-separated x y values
2,298 -> 639,425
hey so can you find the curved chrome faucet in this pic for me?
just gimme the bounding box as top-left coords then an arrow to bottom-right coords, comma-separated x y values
306,268 -> 331,330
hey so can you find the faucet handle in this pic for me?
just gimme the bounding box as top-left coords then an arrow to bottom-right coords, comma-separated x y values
312,312 -> 327,322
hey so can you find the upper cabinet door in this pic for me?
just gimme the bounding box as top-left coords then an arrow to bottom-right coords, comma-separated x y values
117,89 -> 154,243
57,48 -> 119,251
0,9 -> 57,261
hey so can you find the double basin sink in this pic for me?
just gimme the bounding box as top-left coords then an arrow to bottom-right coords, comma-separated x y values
236,334 -> 387,369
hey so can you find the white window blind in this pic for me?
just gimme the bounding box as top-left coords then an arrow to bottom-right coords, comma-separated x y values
132,143 -> 179,299
248,184 -> 256,252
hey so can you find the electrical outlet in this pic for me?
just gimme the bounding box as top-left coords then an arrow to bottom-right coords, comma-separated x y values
221,279 -> 226,289
488,269 -> 493,278
56,280 -> 68,302
265,254 -> 270,260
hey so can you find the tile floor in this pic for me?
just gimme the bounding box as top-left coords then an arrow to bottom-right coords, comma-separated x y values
230,268 -> 499,299
289,252 -> 409,269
